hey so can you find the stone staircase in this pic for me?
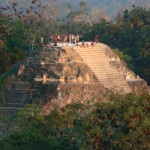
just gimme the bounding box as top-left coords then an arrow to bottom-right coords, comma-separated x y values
73,44 -> 132,93
2,80 -> 59,108
3,82 -> 43,107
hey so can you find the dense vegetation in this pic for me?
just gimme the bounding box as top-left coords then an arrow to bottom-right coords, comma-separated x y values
0,93 -> 149,150
0,7 -> 150,84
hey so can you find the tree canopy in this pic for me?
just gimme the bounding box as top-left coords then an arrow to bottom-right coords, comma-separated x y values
0,93 -> 150,150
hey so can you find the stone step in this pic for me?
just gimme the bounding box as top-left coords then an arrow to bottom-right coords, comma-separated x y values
4,98 -> 25,103
76,49 -> 103,51
101,82 -> 129,87
77,52 -> 105,55
81,57 -> 107,60
83,60 -> 109,63
76,52 -> 105,55
102,86 -> 131,92
75,48 -> 102,50
93,73 -> 123,77
84,63 -> 110,66
76,51 -> 105,53
82,60 -> 108,62
79,56 -> 106,59
83,63 -> 109,66
93,72 -> 124,78
80,55 -> 106,57
103,84 -> 131,90
99,78 -> 127,81
4,89 -> 39,92
93,72 -> 121,74
3,103 -> 25,107
92,74 -> 123,78
82,59 -> 106,62
98,81 -> 127,84
4,97 -> 42,104
95,74 -> 124,78
104,85 -> 130,89
91,69 -> 119,73
90,66 -> 117,69
83,62 -> 108,64
97,78 -> 126,82
76,50 -> 104,52
83,57 -> 106,60
93,69 -> 120,72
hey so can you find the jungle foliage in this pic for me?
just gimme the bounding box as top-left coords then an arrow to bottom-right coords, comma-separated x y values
0,93 -> 149,150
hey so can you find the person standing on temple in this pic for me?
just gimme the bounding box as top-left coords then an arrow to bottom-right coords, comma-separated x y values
91,41 -> 95,47
50,34 -> 53,42
76,34 -> 80,44
57,33 -> 60,42
53,34 -> 57,43
81,41 -> 85,48
43,73 -> 48,84
74,34 -> 77,44
61,34 -> 65,43
69,33 -> 72,43
65,34 -> 68,43
95,35 -> 100,42
40,36 -> 44,45
72,34 -> 75,44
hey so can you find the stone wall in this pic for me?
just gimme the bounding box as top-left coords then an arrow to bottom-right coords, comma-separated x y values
104,44 -> 140,80
128,80 -> 150,95
2,44 -> 150,112
42,83 -> 110,112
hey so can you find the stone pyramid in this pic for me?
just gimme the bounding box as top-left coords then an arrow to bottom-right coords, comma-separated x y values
2,43 -> 150,112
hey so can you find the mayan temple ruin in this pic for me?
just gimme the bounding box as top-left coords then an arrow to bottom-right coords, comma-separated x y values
2,43 -> 150,113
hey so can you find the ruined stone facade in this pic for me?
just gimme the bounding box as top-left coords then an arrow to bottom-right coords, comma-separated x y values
2,44 -> 150,111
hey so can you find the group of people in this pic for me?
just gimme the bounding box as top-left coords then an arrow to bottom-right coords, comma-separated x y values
50,33 -> 80,44
40,34 -> 100,48
40,33 -> 80,46
81,41 -> 95,48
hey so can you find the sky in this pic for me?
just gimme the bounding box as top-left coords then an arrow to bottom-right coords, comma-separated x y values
0,0 -> 150,20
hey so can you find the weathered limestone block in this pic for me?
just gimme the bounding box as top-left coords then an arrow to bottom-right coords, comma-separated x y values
60,76 -> 65,83
34,77 -> 43,81
72,78 -> 77,83
128,80 -> 150,95
85,73 -> 90,83
43,73 -> 48,84
124,71 -> 137,80
63,66 -> 68,71
54,84 -> 109,108
77,75 -> 83,82
62,63 -> 98,83
109,55 -> 120,62
18,65 -> 25,75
